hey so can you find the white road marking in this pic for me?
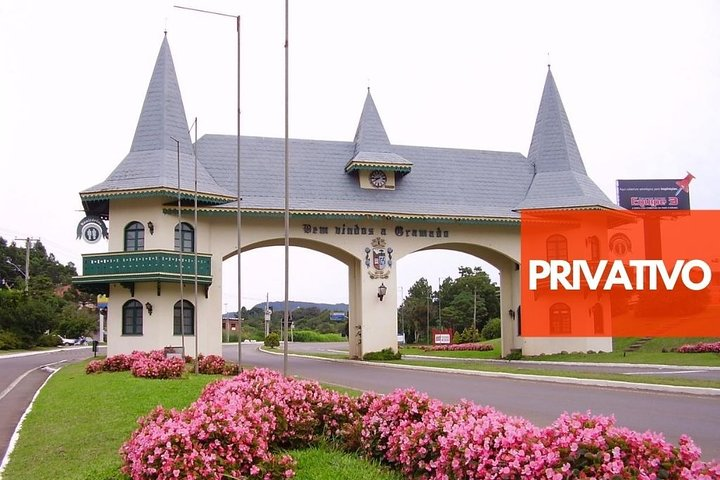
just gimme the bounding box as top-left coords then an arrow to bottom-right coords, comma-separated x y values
623,370 -> 706,376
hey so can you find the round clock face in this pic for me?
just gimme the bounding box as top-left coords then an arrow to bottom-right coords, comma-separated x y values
369,170 -> 387,188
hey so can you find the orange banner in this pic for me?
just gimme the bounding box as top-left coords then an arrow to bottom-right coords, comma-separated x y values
520,210 -> 720,337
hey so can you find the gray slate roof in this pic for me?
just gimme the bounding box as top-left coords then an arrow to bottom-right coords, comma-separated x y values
515,68 -> 615,210
195,134 -> 531,219
345,91 -> 413,172
81,38 -> 617,220
82,35 -> 233,200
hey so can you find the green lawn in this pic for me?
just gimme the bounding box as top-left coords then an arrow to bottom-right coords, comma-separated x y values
524,337 -> 720,366
387,359 -> 720,389
0,362 -> 387,480
400,338 -> 502,359
398,337 -> 720,367
289,443 -> 402,480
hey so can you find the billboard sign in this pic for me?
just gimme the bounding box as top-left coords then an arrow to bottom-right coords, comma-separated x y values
616,174 -> 693,210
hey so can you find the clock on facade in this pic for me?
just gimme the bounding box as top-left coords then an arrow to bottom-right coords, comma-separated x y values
369,170 -> 387,188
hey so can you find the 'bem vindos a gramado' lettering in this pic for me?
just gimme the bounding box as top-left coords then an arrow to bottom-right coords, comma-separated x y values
528,259 -> 712,291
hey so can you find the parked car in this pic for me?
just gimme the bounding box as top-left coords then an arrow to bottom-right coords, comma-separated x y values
57,335 -> 76,346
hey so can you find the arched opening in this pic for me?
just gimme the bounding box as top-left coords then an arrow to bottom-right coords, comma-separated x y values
221,245 -> 350,342
396,248 -> 503,345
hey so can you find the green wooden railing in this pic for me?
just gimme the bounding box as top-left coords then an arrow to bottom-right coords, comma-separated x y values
77,250 -> 212,283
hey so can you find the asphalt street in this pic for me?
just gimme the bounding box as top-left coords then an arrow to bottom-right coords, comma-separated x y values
226,342 -> 720,461
0,347 -> 100,463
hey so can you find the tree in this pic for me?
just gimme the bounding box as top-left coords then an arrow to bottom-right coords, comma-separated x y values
401,266 -> 500,343
400,278 -> 434,344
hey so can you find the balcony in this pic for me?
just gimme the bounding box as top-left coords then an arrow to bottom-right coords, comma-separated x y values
73,250 -> 213,293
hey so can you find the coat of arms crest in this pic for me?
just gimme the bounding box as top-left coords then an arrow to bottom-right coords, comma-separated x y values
365,237 -> 393,279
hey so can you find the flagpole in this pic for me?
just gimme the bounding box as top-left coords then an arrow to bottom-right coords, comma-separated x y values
174,4 -> 242,368
171,136 -> 185,355
282,0 -> 290,377
193,117 -> 199,373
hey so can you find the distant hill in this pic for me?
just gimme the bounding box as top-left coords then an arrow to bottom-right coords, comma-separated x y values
251,300 -> 348,313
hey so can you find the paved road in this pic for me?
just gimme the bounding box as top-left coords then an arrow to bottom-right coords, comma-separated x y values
0,347 -> 100,462
282,341 -> 720,382
225,342 -> 720,461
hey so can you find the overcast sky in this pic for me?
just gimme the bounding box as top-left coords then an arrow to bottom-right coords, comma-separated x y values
1,1 -> 718,310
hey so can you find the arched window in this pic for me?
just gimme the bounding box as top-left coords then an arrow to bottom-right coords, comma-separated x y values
124,222 -> 145,251
122,299 -> 143,335
549,302 -> 571,334
588,235 -> 600,261
592,303 -> 604,334
609,233 -> 632,257
174,222 -> 195,253
174,300 -> 195,335
546,234 -> 568,261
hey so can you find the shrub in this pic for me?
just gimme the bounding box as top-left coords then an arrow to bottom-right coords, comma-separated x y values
121,368 -> 357,479
421,342 -> 493,352
677,342 -> 720,353
0,330 -> 24,350
481,317 -> 501,340
36,333 -> 62,347
197,354 -> 226,374
459,324 -> 482,343
102,353 -> 133,372
265,332 -> 280,348
223,362 -> 241,376
120,369 -> 720,480
130,353 -> 186,379
363,348 -> 401,361
291,330 -> 344,342
85,359 -> 104,374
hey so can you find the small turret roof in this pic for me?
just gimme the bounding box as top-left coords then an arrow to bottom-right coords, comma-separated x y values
345,90 -> 412,173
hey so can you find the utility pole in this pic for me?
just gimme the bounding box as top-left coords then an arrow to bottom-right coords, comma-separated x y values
437,277 -> 442,328
473,286 -> 477,330
399,286 -> 405,340
14,237 -> 39,292
264,293 -> 271,337
426,293 -> 430,345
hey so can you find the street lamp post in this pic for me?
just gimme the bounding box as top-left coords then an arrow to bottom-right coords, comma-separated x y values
5,258 -> 27,291
175,5 -> 242,366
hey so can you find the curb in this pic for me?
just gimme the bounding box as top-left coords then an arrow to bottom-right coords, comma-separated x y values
258,347 -> 720,397
403,355 -> 720,371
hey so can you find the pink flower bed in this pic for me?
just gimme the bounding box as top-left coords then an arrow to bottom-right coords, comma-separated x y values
677,342 -> 720,353
422,342 -> 494,352
87,350 -> 240,379
197,354 -> 226,374
121,368 -> 358,479
86,350 -> 185,379
130,352 -> 186,379
121,369 -> 719,480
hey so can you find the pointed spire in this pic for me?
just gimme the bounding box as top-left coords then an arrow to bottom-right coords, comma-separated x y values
527,68 -> 586,174
352,90 -> 392,156
129,35 -> 193,156
516,69 -> 615,210
82,35 -> 233,201
345,90 -> 413,174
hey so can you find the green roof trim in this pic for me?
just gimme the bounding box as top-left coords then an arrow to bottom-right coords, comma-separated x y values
163,206 -> 520,225
80,188 -> 235,205
344,161 -> 413,173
